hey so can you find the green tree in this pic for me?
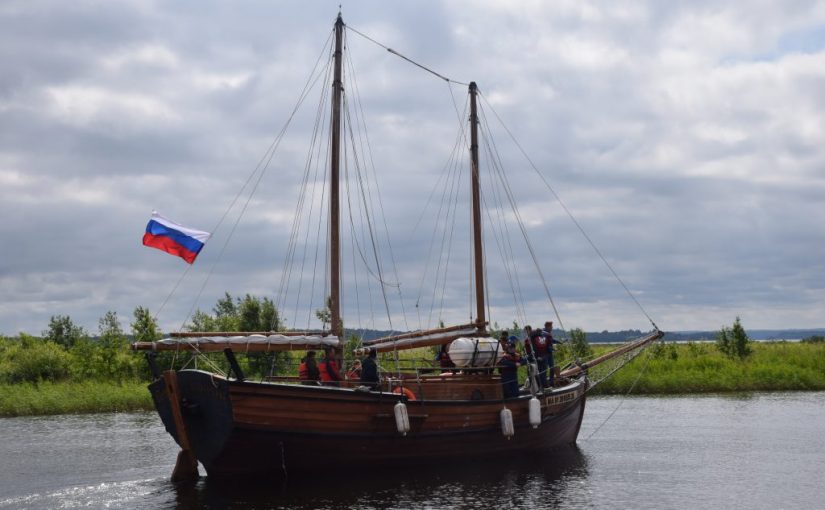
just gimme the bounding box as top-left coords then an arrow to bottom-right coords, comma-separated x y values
69,336 -> 99,380
97,311 -> 137,380
717,317 -> 752,359
194,293 -> 289,378
214,292 -> 239,331
43,315 -> 87,349
238,294 -> 262,331
131,306 -> 162,342
260,297 -> 280,331
187,310 -> 216,332
343,333 -> 362,363
730,316 -> 752,359
315,296 -> 332,330
238,294 -> 282,376
568,328 -> 592,360
716,327 -> 731,356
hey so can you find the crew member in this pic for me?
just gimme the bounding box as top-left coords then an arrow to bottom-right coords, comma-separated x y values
541,321 -> 563,386
319,347 -> 341,386
498,331 -> 510,349
360,347 -> 380,390
435,344 -> 455,371
499,338 -> 526,399
524,324 -> 550,388
346,359 -> 362,381
298,350 -> 320,385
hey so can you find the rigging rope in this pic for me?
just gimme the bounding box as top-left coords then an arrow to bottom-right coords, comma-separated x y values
276,39 -> 334,329
176,30 -> 336,333
582,341 -> 659,441
474,98 -> 568,337
345,48 -> 411,332
342,97 -> 395,330
478,91 -> 659,332
292,61 -> 332,329
345,25 -> 469,86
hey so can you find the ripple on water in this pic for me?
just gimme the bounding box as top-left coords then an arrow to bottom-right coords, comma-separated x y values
1,393 -> 823,509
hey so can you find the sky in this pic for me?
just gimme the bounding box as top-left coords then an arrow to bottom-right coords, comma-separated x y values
1,0 -> 824,337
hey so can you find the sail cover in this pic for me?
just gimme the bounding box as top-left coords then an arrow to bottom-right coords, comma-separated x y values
137,334 -> 340,352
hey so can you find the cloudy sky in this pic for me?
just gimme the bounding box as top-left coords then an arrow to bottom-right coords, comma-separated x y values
1,0 -> 824,337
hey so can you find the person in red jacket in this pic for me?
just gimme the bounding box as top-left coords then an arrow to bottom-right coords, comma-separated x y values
298,350 -> 320,385
319,347 -> 341,386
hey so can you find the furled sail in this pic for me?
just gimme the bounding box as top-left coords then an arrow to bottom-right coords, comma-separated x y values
132,334 -> 340,352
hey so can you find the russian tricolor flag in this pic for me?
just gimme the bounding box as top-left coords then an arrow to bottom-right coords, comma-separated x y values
142,211 -> 211,264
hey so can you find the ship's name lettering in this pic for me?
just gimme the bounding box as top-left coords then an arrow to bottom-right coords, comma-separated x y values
544,391 -> 577,406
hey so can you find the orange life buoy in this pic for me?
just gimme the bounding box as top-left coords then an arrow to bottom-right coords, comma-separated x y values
392,386 -> 417,401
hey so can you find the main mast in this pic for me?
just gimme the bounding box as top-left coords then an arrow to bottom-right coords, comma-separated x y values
329,14 -> 344,338
469,82 -> 486,331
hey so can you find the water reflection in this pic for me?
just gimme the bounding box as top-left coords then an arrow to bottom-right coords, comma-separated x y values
173,448 -> 589,509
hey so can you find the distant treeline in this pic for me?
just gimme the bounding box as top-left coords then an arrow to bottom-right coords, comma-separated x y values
353,328 -> 825,344
663,329 -> 825,342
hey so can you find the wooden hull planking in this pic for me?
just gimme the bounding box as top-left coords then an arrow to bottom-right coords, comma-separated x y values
150,369 -> 587,478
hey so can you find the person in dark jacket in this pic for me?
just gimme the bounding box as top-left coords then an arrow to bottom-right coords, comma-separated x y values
360,348 -> 379,390
298,350 -> 320,385
499,339 -> 526,399
435,343 -> 455,371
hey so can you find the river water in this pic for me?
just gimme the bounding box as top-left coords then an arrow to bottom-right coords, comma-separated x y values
0,392 -> 823,509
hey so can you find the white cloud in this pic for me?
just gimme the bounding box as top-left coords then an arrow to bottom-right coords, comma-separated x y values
45,85 -> 181,128
1,0 -> 824,336
102,44 -> 180,70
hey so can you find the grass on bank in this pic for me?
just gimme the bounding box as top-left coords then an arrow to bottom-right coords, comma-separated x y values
590,341 -> 825,394
0,381 -> 152,417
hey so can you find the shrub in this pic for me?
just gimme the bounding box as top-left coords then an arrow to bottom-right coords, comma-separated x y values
568,328 -> 592,360
0,337 -> 72,384
716,317 -> 752,359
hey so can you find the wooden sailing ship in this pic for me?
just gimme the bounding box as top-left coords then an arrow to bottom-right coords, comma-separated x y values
132,14 -> 663,481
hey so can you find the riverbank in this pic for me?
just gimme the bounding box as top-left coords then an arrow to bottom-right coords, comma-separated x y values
590,341 -> 825,394
0,381 -> 152,417
1,342 -> 823,416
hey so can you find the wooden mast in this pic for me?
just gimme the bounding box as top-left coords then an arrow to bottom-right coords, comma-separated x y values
469,82 -> 486,332
330,14 -> 344,339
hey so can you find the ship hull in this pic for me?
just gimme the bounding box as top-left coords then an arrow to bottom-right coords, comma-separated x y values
150,370 -> 587,478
